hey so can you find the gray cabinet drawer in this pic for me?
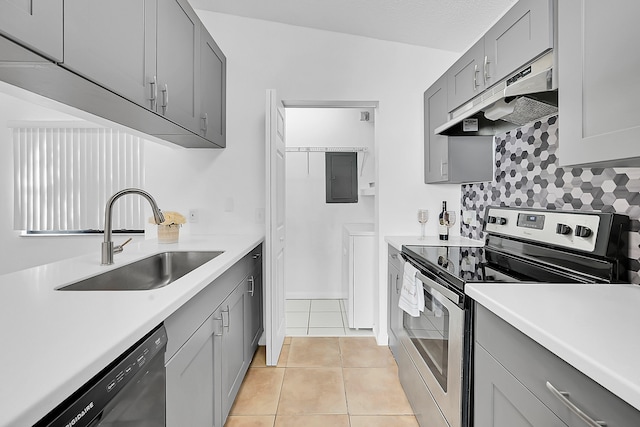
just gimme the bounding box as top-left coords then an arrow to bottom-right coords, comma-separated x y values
476,304 -> 640,427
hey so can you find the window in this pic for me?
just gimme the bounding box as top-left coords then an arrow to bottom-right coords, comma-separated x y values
13,126 -> 145,233
325,152 -> 358,203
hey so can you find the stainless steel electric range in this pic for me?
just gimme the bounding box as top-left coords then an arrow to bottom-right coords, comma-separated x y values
397,206 -> 629,427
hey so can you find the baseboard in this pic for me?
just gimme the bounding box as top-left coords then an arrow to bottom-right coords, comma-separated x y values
286,291 -> 347,300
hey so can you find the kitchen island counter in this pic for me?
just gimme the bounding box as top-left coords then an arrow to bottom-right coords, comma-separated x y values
0,233 -> 263,427
467,282 -> 640,412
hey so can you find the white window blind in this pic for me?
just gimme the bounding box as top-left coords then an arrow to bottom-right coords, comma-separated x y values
13,127 -> 145,232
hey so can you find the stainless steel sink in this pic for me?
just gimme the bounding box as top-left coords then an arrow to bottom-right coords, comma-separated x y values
58,251 -> 224,291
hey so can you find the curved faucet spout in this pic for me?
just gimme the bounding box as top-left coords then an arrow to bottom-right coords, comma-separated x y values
102,188 -> 164,265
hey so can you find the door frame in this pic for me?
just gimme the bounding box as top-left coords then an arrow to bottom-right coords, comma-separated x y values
265,99 -> 380,363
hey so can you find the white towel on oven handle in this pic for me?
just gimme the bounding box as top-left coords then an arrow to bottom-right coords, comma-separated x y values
398,261 -> 425,317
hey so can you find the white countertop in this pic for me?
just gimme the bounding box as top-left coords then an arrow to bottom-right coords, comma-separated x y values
385,235 -> 484,251
466,283 -> 640,411
0,233 -> 264,427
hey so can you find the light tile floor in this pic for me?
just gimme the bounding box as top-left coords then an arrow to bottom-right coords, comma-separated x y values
225,337 -> 419,427
285,299 -> 374,337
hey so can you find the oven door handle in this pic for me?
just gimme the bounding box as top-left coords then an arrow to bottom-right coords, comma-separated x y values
416,271 -> 460,305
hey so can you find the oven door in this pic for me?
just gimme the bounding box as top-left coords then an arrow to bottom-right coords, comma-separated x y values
400,271 -> 464,427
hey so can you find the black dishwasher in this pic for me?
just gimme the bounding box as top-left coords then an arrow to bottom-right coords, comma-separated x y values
35,324 -> 167,427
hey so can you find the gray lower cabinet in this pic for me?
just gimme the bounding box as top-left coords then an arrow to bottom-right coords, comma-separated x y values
475,303 -> 640,427
387,245 -> 402,357
245,263 -> 263,358
165,244 -> 263,427
0,0 -> 62,61
475,344 -> 567,426
219,283 -> 248,421
558,0 -> 640,167
424,76 -> 493,184
63,0 -> 157,109
166,312 -> 219,426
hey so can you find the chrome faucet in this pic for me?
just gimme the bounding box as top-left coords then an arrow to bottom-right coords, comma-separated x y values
102,188 -> 165,265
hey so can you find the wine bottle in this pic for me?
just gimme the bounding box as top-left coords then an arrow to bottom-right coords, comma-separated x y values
438,201 -> 448,241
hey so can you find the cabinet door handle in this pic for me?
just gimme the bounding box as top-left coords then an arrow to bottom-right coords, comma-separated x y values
545,381 -> 606,427
483,55 -> 490,84
248,276 -> 255,296
148,76 -> 157,109
213,315 -> 223,336
395,274 -> 401,293
252,253 -> 261,260
161,84 -> 169,114
221,307 -> 230,330
201,113 -> 208,133
473,64 -> 480,90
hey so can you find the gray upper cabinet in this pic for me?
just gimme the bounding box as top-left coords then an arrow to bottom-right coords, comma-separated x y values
200,28 -> 227,146
63,0 -> 157,109
447,41 -> 485,112
0,0 -> 226,149
484,0 -> 554,85
425,76 -> 451,183
157,0 -> 201,132
0,0 -> 62,61
446,0 -> 554,113
558,0 -> 640,167
425,76 -> 493,184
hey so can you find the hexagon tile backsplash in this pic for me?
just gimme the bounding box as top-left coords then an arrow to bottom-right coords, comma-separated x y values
461,115 -> 640,284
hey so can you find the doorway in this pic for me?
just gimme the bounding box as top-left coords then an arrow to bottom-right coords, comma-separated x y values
283,106 -> 377,337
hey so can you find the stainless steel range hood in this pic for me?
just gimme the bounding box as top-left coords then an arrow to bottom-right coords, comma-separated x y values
435,51 -> 557,136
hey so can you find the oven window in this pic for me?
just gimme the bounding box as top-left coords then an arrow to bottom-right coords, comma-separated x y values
403,288 -> 450,391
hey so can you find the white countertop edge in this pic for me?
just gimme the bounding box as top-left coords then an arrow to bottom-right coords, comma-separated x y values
385,235 -> 484,251
343,223 -> 375,236
466,283 -> 640,412
0,232 -> 264,427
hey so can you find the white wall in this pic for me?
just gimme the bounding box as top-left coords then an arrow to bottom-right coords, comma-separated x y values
285,108 -> 374,299
196,12 -> 462,342
0,12 -> 463,343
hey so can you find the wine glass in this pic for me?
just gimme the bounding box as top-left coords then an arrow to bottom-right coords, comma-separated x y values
417,209 -> 429,240
443,210 -> 457,234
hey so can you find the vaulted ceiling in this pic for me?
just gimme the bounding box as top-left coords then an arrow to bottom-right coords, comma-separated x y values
189,0 -> 518,52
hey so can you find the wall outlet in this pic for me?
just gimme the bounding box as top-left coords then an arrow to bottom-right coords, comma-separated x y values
462,211 -> 476,227
224,197 -> 234,213
189,209 -> 199,223
255,208 -> 265,223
